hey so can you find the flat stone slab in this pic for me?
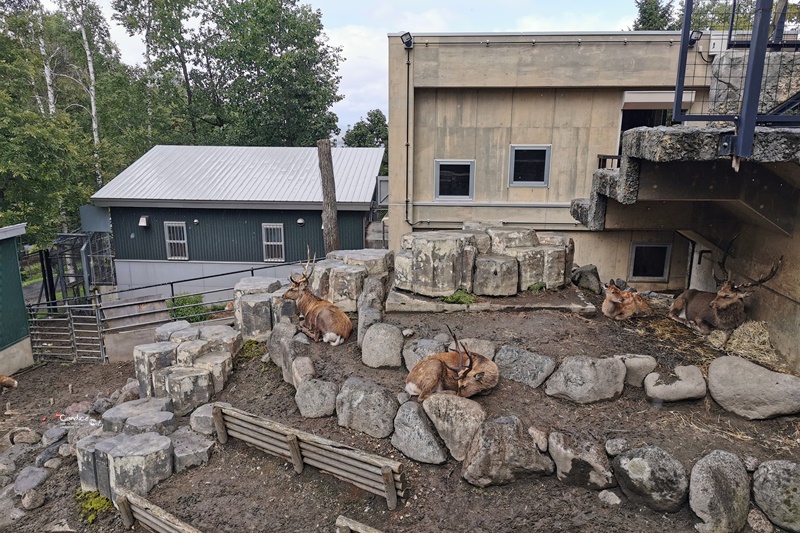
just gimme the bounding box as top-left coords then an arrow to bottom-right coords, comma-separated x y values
233,276 -> 282,296
644,366 -> 707,402
199,325 -> 242,357
108,432 -> 173,500
327,249 -> 394,276
176,340 -> 210,366
102,397 -> 173,433
123,411 -> 177,436
133,342 -> 178,398
385,284 -> 596,315
708,356 -> 800,419
154,321 -> 192,342
170,427 -> 214,473
190,402 -> 232,436
14,466 -> 50,495
193,352 -> 233,393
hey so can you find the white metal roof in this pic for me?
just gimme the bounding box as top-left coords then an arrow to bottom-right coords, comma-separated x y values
92,145 -> 385,210
0,223 -> 27,240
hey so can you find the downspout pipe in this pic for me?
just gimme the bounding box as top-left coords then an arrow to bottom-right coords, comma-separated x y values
404,46 -> 419,227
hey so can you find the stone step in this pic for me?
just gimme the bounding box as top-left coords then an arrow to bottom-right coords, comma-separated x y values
193,352 -> 233,394
133,342 -> 178,399
153,367 -> 214,416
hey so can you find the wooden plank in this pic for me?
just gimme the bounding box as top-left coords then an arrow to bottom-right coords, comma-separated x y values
223,419 -> 291,455
123,490 -> 204,533
298,441 -> 404,486
381,466 -> 398,510
212,405 -> 227,444
286,434 -> 304,474
225,428 -> 292,460
117,495 -> 134,528
335,515 -> 385,533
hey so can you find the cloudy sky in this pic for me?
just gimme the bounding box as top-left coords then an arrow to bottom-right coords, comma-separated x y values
54,0 -> 640,134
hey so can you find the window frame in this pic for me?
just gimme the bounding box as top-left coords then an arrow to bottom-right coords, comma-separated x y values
163,221 -> 188,261
434,159 -> 475,200
628,242 -> 672,282
262,223 -> 285,263
508,144 -> 552,188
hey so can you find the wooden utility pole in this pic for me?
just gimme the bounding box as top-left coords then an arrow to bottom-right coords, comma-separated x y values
317,139 -> 340,253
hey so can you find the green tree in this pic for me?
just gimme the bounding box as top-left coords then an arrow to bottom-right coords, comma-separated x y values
343,109 -> 388,175
632,0 -> 681,30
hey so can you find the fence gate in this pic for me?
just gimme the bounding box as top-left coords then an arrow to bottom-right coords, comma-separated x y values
28,302 -> 105,363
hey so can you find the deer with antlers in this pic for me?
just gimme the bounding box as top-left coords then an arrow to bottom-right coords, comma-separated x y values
282,248 -> 353,346
405,326 -> 499,401
669,237 -> 782,349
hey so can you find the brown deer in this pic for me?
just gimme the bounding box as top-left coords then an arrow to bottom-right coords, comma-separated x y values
669,241 -> 782,349
282,248 -> 353,346
602,282 -> 653,320
405,326 -> 499,401
1,375 -> 18,389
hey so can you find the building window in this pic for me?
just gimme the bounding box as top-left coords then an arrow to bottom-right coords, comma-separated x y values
435,160 -> 474,200
164,221 -> 188,260
262,223 -> 285,262
629,243 -> 671,282
509,145 -> 551,187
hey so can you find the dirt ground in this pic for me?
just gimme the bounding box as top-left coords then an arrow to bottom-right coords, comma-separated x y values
2,288 -> 800,533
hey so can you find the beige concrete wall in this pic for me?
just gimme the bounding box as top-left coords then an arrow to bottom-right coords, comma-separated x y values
0,337 -> 34,376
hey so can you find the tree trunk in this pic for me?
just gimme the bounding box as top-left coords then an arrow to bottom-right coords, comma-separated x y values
317,139 -> 339,254
76,5 -> 102,189
35,4 -> 56,117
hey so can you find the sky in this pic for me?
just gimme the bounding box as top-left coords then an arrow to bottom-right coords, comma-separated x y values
51,0 -> 640,135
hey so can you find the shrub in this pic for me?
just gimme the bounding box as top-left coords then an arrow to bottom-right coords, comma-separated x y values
441,289 -> 477,305
168,293 -> 208,323
75,490 -> 113,524
528,282 -> 546,293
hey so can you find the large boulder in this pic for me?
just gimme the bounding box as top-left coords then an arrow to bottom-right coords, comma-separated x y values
708,356 -> 800,419
295,379 -> 338,419
544,356 -> 627,404
328,264 -> 367,313
391,401 -> 448,464
361,323 -> 404,368
689,450 -> 750,533
616,354 -> 657,388
644,365 -> 707,402
107,432 -> 173,500
169,426 -> 214,473
753,460 -> 800,532
101,397 -> 173,433
494,345 -> 556,389
572,264 -> 602,294
485,227 -> 538,254
447,338 -> 497,360
328,249 -> 394,276
613,446 -> 689,512
548,432 -> 616,490
154,321 -> 192,342
422,394 -> 486,462
505,247 -> 546,291
267,321 -> 298,384
397,232 -> 476,297
336,378 -> 398,438
238,293 -> 273,342
402,339 -> 447,372
198,325 -> 242,358
473,255 -> 518,296
462,415 -> 554,487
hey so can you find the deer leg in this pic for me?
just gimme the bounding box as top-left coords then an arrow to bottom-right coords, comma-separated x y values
298,324 -> 317,340
719,329 -> 733,349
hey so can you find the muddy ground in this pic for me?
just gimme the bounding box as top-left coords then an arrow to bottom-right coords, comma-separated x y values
2,288 -> 799,533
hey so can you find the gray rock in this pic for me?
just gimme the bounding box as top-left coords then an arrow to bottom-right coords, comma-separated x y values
644,365 -> 707,402
189,402 -> 231,436
397,392 -> 411,405
328,264 -> 368,313
193,352 -> 233,393
0,459 -> 13,476
473,255 -> 518,296
548,432 -> 616,490
162,367 -> 214,416
572,264 -> 602,294
744,455 -> 760,472
544,356 -> 627,404
21,489 -> 45,510
291,357 -> 316,387
357,307 -> 383,348
527,426 -> 548,452
357,276 -> 386,309
113,389 -> 139,406
361,323 -> 404,368
101,397 -> 173,433
91,397 -> 113,415
175,339 -> 210,366
605,438 -> 628,457
76,434 -> 110,492
494,345 -> 556,389
396,231 -> 477,297
540,245 -> 568,290
462,415 -> 554,487
753,460 -> 800,532
270,287 -> 296,325
133,342 -> 177,398
505,247 -> 546,292
12,429 -> 41,445
747,508 -> 776,533
169,327 -> 201,343
689,450 -> 749,533
123,411 -> 177,436
63,401 -> 92,417
67,420 -> 103,446
239,293 -> 274,342
613,446 -> 689,512
615,354 -> 658,388
599,490 -> 622,506
35,441 -> 65,467
336,377 -> 399,438
267,321 -> 298,379
43,518 -> 77,532
305,258 -> 344,300
433,332 -> 451,344
402,339 -> 447,372
328,249 -> 394,276
402,329 -> 415,338
108,432 -> 173,499
58,444 -> 72,457
486,227 -> 539,254
447,338 -> 497,360
391,402 -> 448,464
0,486 -> 26,528
295,379 -> 338,418
154,320 -> 192,342
43,458 -> 61,470
199,325 -> 242,357
708,356 -> 800,419
0,476 -> 9,487
422,394 -> 486,462
14,466 -> 50,495
42,426 -> 69,447
92,433 -> 131,498
169,427 -> 214,473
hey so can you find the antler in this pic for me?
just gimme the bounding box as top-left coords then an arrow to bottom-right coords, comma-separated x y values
736,256 -> 783,289
289,245 -> 317,284
713,234 -> 739,285
444,325 -> 474,379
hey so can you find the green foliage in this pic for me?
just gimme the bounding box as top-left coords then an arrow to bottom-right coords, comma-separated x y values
441,290 -> 477,305
75,490 -> 113,524
343,109 -> 388,174
528,282 -> 546,293
631,0 -> 681,30
168,293 -> 208,322
238,339 -> 265,360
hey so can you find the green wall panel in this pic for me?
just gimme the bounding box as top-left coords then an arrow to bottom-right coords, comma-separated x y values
111,207 -> 365,262
0,238 -> 29,350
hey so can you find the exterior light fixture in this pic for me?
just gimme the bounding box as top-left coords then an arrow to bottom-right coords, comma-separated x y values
688,30 -> 703,47
401,32 -> 413,49
296,218 -> 305,226
138,215 -> 150,228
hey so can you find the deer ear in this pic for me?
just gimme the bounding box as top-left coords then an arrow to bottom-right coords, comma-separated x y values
473,372 -> 484,381
739,291 -> 753,299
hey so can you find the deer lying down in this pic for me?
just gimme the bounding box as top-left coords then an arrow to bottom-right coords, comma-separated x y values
669,242 -> 782,349
282,248 -> 353,346
1,375 -> 18,389
602,282 -> 653,321
405,327 -> 499,401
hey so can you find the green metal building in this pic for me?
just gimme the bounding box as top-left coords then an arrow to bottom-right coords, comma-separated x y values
0,223 -> 33,375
